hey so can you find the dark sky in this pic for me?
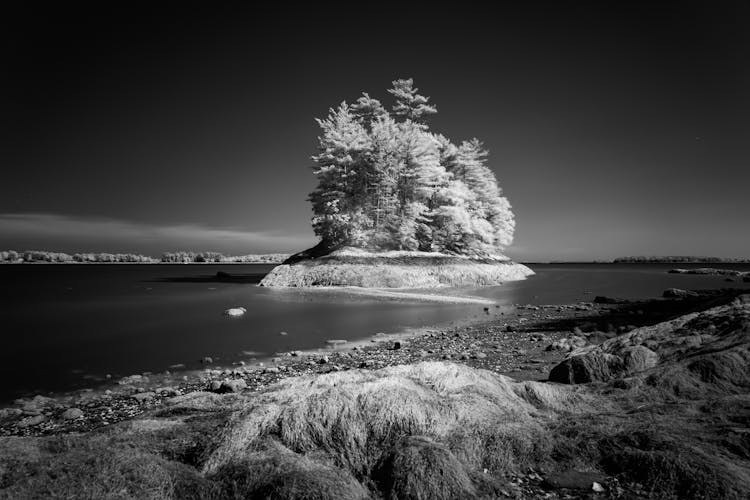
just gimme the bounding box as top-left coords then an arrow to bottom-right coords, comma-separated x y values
2,2 -> 748,260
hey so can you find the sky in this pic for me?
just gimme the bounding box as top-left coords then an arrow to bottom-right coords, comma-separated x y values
1,2 -> 748,261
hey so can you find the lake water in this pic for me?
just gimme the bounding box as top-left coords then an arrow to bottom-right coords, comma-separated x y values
1,263 -> 748,403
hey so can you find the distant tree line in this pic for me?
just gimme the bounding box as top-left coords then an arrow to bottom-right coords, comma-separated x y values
1,250 -> 288,264
0,250 -> 158,263
308,78 -> 515,257
614,256 -> 750,263
160,252 -> 288,263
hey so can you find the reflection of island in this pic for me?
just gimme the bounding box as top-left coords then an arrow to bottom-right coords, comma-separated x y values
262,79 -> 532,288
0,250 -> 289,264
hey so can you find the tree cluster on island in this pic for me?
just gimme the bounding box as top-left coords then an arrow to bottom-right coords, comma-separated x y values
308,78 -> 515,258
0,250 -> 288,264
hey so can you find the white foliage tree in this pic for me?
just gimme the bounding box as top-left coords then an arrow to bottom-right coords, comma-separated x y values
308,79 -> 516,256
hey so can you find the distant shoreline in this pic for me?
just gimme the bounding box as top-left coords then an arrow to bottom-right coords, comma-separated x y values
0,261 -> 281,265
0,249 -> 289,265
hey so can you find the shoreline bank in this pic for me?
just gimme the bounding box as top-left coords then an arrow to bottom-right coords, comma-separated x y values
2,288 -> 749,499
2,287 -> 741,438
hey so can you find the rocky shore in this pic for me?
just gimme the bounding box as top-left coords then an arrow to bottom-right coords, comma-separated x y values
1,288 -> 748,499
0,300 -> 595,437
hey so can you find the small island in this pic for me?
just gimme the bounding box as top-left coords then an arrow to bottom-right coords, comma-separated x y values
261,79 -> 533,288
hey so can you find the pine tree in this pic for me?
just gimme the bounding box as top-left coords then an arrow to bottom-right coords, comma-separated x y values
351,93 -> 387,130
387,78 -> 437,122
309,102 -> 371,247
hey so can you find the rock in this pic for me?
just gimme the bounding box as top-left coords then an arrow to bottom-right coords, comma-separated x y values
118,374 -> 144,385
16,395 -> 55,412
131,392 -> 156,403
392,341 -> 402,350
264,367 -> 280,374
224,307 -> 247,317
218,379 -> 247,393
209,380 -> 222,391
61,408 -> 84,420
290,351 -> 302,357
474,352 -> 487,359
505,325 -> 516,332
543,470 -> 608,490
663,288 -> 698,298
569,335 -> 587,348
0,408 -> 22,420
157,387 -> 180,396
592,482 -> 605,493
546,341 -> 573,352
549,352 -> 625,384
621,345 -> 659,372
279,331 -> 288,336
326,339 -> 348,346
318,355 -> 330,364
201,356 -> 214,364
18,415 -> 46,427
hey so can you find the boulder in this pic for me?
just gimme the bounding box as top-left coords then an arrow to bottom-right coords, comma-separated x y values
549,352 -> 624,384
61,408 -> 84,420
131,392 -> 156,403
17,415 -> 46,427
224,307 -> 247,317
621,345 -> 659,373
118,374 -> 145,385
218,379 -> 247,393
550,296 -> 749,386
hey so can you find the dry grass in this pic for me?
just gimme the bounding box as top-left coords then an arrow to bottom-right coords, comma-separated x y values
201,362 -> 593,498
0,434 -> 220,500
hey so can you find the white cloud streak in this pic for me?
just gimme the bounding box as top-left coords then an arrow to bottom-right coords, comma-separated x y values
0,213 -> 313,254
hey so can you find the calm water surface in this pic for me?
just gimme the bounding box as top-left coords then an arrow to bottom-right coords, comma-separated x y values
1,263 -> 748,402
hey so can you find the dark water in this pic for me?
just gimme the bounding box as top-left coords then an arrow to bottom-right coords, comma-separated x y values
1,263 -> 748,402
